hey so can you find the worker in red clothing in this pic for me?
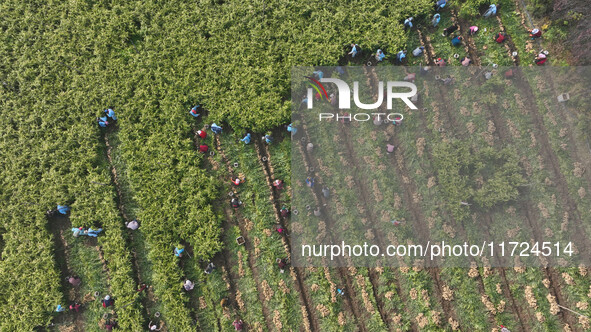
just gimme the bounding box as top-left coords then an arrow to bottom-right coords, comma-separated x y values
535,52 -> 548,65
197,129 -> 207,139
273,179 -> 283,190
101,295 -> 114,308
232,319 -> 244,331
69,303 -> 81,313
104,320 -> 117,331
199,144 -> 209,153
276,258 -> 288,273
495,32 -> 506,43
529,28 -> 542,39
231,176 -> 242,186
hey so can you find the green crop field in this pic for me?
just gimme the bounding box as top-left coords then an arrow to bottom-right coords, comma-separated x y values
1,0 -> 590,331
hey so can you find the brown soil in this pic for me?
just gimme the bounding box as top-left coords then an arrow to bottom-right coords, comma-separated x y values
211,135 -> 280,332
253,140 -> 321,332
409,32 -> 525,329
295,122 -> 371,332
47,215 -> 87,332
103,133 -> 154,321
364,64 -> 460,331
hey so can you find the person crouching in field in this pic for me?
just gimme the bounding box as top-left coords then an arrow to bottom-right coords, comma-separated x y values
276,258 -> 288,273
273,179 -> 283,190
101,295 -> 114,308
72,227 -> 103,238
197,129 -> 207,139
231,197 -> 242,209
174,245 -> 185,257
529,28 -> 542,39
240,133 -> 251,144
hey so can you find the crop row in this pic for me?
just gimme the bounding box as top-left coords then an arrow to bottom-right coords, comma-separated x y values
0,48 -> 143,332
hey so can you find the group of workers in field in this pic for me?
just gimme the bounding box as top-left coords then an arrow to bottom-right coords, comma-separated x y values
49,203 -> 149,330
188,108 -> 295,332
81,2 -> 547,329
54,272 -> 121,330
345,1 -> 546,67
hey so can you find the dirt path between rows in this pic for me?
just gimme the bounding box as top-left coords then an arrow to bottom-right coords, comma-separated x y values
427,18 -> 533,329
211,134 -> 279,332
361,61 -> 465,331
293,120 -> 371,332
253,139 -> 321,332
197,134 -> 242,327
102,132 -> 156,327
481,69 -> 586,330
413,28 -> 531,330
47,214 -> 86,332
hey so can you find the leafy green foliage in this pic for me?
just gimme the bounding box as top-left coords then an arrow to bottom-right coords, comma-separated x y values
433,141 -> 526,221
526,0 -> 554,17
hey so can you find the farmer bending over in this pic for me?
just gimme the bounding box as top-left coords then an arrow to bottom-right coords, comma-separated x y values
404,17 -> 413,30
204,262 -> 216,274
348,43 -> 360,58
233,319 -> 244,331
432,14 -> 441,27
276,258 -> 288,273
183,279 -> 195,291
101,295 -> 114,308
126,219 -> 139,230
529,28 -> 542,39
104,108 -> 117,121
273,179 -> 284,190
231,197 -> 242,209
211,123 -> 223,134
189,105 -> 201,118
231,176 -> 242,186
280,206 -> 290,217
535,52 -> 547,65
241,133 -> 251,144
287,123 -> 297,135
484,4 -> 497,18
98,116 -> 109,128
386,144 -> 395,154
313,70 -> 324,79
412,46 -> 425,57
443,24 -> 458,36
174,245 -> 185,257
375,49 -> 386,62
396,50 -> 407,63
